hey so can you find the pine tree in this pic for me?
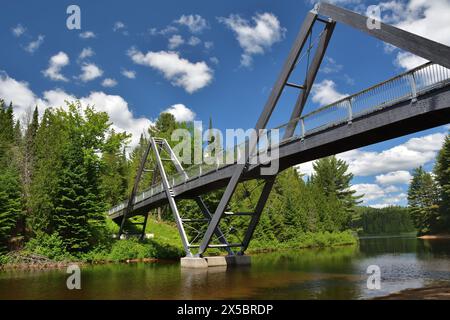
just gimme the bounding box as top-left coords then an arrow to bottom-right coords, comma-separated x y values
101,130 -> 130,206
0,100 -> 23,251
434,134 -> 450,230
408,167 -> 441,235
310,156 -> 361,230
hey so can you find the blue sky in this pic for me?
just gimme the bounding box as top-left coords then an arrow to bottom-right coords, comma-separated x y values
0,0 -> 449,208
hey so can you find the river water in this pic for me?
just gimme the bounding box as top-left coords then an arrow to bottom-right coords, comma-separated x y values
1,236 -> 449,299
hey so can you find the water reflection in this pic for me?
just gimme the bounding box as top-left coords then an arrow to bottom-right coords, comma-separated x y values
0,236 -> 449,299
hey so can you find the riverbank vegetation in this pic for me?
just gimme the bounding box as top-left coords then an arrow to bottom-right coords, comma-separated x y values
1,98 -> 449,266
354,206 -> 415,235
407,135 -> 450,235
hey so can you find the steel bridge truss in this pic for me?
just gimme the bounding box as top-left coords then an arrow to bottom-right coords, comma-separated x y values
117,2 -> 450,257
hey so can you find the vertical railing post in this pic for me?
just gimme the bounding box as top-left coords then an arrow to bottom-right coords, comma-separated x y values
408,72 -> 418,102
346,99 -> 353,124
300,118 -> 306,140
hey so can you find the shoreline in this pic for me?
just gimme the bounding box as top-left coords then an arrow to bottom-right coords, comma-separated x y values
418,234 -> 450,240
375,285 -> 450,300
0,257 -> 162,272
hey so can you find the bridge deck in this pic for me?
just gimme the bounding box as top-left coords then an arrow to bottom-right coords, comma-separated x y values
109,63 -> 450,221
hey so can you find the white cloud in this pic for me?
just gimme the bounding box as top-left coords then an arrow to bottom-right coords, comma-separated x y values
219,12 -> 285,67
25,35 -> 44,53
0,71 -> 152,149
12,24 -> 26,37
101,78 -> 118,88
168,34 -> 185,49
121,69 -> 136,79
78,63 -> 103,82
79,31 -> 96,39
175,14 -> 208,33
149,26 -> 179,36
188,36 -> 201,46
128,48 -> 213,93
351,183 -> 387,201
373,0 -> 450,70
79,47 -> 94,60
113,21 -> 126,31
210,57 -> 219,65
370,193 -> 407,208
376,170 -> 412,185
339,133 -> 447,176
296,132 -> 446,179
351,183 -> 407,206
42,51 -> 70,82
311,79 -> 347,105
0,71 -> 37,121
204,41 -> 214,50
162,104 -> 196,122
395,52 -> 427,70
321,57 -> 343,74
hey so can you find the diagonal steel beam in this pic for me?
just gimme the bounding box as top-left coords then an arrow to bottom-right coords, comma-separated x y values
119,137 -> 153,237
317,2 -> 450,69
195,197 -> 234,255
197,11 -> 319,256
284,20 -> 336,138
150,138 -> 192,257
239,177 -> 276,254
255,11 -> 318,131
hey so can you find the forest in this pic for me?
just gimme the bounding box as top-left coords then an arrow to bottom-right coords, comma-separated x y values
0,100 -> 449,264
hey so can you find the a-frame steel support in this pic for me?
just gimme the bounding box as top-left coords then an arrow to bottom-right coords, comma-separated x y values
119,136 -> 153,239
317,2 -> 450,69
122,136 -> 235,257
150,137 -> 193,256
197,11 -> 335,256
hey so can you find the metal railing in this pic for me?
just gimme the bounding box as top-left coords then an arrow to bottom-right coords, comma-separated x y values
108,62 -> 450,216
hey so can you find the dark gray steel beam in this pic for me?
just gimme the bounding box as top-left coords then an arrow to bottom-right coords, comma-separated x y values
284,20 -> 336,139
317,2 -> 450,69
255,11 -> 318,131
119,137 -> 153,237
150,137 -> 193,257
197,11 -> 319,256
195,197 -> 234,255
240,177 -> 276,254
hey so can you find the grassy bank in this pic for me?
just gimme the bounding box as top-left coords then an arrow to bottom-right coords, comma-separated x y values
248,230 -> 358,253
1,219 -> 358,269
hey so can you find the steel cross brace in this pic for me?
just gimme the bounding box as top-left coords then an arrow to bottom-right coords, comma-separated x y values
197,10 -> 336,256
150,137 -> 235,257
119,135 -> 154,238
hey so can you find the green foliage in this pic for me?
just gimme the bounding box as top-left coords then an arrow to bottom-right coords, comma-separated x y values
310,156 -> 362,229
354,206 -> 415,235
249,230 -> 357,252
434,134 -> 450,229
408,166 -> 441,235
0,100 -> 22,252
24,232 -> 72,261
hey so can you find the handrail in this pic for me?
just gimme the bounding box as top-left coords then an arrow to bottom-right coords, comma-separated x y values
108,62 -> 450,216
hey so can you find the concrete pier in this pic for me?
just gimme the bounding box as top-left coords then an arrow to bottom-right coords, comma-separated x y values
180,255 -> 251,268
180,257 -> 208,268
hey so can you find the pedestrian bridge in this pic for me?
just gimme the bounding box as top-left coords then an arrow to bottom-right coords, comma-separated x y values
109,62 -> 450,220
108,2 -> 450,260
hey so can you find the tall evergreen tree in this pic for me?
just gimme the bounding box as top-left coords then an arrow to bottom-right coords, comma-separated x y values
0,100 -> 23,251
408,167 -> 441,235
310,156 -> 361,229
434,134 -> 450,230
